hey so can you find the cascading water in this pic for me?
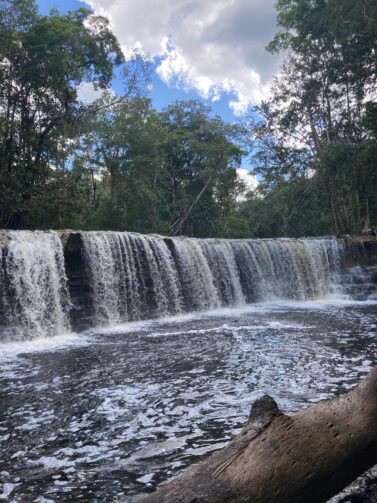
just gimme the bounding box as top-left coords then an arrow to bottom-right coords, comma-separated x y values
81,233 -> 345,326
0,230 -> 351,340
81,232 -> 183,326
170,238 -> 221,311
1,231 -> 376,502
0,231 -> 70,341
199,240 -> 245,307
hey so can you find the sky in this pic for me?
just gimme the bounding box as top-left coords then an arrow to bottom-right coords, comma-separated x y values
37,0 -> 282,177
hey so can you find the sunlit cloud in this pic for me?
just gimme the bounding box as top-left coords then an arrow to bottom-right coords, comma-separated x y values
86,0 -> 281,115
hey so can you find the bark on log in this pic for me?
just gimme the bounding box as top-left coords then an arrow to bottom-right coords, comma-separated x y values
140,367 -> 377,503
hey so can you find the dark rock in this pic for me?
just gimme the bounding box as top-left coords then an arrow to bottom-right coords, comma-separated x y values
59,231 -> 93,331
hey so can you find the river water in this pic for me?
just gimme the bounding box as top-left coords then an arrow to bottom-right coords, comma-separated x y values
1,298 -> 377,502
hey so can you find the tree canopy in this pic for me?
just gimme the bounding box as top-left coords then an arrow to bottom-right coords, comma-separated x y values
0,0 -> 249,237
239,0 -> 377,237
1,0 -> 376,238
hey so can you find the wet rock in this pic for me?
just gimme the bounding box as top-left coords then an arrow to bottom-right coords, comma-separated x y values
344,235 -> 377,268
58,231 -> 93,331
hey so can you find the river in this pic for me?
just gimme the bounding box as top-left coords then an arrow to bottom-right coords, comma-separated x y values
1,299 -> 377,501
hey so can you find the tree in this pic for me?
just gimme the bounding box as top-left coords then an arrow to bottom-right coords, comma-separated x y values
73,99 -> 248,237
72,96 -> 172,233
242,0 -> 377,237
0,0 -> 124,228
159,100 -> 246,237
0,3 -> 254,238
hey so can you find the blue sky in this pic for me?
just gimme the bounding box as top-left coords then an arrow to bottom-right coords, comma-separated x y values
37,0 -> 245,124
36,0 -> 280,173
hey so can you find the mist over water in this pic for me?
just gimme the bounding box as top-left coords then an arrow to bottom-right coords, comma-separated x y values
0,231 -> 376,501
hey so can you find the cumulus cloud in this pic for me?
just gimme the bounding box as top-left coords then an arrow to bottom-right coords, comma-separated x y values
85,0 -> 281,114
238,168 -> 258,189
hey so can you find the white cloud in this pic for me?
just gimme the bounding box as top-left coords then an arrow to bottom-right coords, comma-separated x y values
85,0 -> 281,115
237,168 -> 258,201
237,168 -> 258,189
77,82 -> 102,104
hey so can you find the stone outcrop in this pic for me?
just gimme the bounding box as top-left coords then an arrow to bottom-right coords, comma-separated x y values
343,235 -> 377,300
344,235 -> 377,268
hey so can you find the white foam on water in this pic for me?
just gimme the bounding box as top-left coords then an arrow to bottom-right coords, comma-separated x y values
1,298 -> 377,502
0,483 -> 19,500
136,473 -> 154,484
27,443 -> 123,474
86,296 -> 377,339
147,320 -> 305,339
0,331 -> 89,362
15,409 -> 55,432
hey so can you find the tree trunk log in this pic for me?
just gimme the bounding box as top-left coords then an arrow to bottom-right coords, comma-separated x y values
140,367 -> 377,503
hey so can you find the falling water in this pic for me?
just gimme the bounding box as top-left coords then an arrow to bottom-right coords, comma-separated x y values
81,232 -> 183,326
81,233 -> 345,326
0,231 -> 351,339
170,238 -> 220,312
199,239 -> 245,307
0,231 -> 70,341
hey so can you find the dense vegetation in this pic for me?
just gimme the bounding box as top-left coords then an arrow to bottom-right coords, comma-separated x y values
0,0 -> 248,236
0,0 -> 376,237
241,0 -> 377,237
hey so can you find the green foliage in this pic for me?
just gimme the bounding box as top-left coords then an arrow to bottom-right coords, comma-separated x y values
8,0 -> 376,240
0,0 -> 124,228
73,98 -> 247,236
0,1 -> 251,237
240,0 -> 377,237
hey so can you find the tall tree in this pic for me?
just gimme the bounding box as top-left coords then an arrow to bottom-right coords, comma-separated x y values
0,0 -> 124,228
243,0 -> 377,237
73,99 -> 248,237
159,101 -> 245,237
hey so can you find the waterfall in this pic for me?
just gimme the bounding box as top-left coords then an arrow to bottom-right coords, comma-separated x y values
81,233 -> 344,325
81,232 -> 183,326
199,240 -> 245,307
0,231 -> 350,340
0,231 -> 70,341
170,238 -> 220,311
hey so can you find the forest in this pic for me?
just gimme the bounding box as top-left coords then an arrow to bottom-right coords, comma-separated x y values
0,0 -> 376,238
2,2 -> 377,502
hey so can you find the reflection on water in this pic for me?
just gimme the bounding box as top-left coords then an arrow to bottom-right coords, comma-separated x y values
1,300 -> 377,502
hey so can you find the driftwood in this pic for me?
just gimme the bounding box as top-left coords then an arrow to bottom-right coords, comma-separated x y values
140,367 -> 377,503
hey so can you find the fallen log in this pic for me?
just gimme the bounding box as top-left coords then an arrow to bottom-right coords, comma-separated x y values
140,367 -> 377,503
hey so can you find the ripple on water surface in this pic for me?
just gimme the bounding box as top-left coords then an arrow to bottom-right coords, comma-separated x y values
1,300 -> 377,502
